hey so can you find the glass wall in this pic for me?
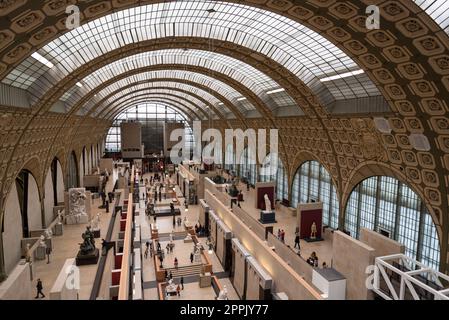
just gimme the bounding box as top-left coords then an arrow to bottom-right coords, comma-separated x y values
259,154 -> 289,201
238,148 -> 257,186
344,176 -> 440,270
105,103 -> 192,154
291,161 -> 339,229
224,144 -> 235,172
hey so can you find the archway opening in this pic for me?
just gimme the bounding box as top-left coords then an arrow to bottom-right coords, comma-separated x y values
344,176 -> 440,270
291,161 -> 339,230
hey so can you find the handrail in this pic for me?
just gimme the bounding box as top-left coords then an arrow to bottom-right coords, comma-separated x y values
118,166 -> 135,300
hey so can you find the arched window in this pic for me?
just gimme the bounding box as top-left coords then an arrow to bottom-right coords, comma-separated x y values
238,147 -> 257,186
259,153 -> 289,201
68,151 -> 78,189
291,161 -> 339,229
344,176 -> 440,270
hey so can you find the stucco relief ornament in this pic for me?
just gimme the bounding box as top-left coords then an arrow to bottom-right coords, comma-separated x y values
354,119 -> 387,161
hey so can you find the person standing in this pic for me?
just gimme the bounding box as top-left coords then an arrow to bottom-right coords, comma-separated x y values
174,257 -> 179,269
35,279 -> 45,299
190,252 -> 194,263
176,284 -> 181,297
294,232 -> 300,249
180,277 -> 184,290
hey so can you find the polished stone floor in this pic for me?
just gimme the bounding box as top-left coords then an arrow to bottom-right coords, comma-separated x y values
30,170 -> 118,300
139,173 -> 239,300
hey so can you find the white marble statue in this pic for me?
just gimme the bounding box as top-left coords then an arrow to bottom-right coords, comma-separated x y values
91,213 -> 101,231
44,229 -> 53,239
166,279 -> 177,292
25,244 -> 32,263
264,194 -> 272,211
57,210 -> 64,224
217,285 -> 229,300
311,222 -> 317,239
67,188 -> 88,224
38,235 -> 47,248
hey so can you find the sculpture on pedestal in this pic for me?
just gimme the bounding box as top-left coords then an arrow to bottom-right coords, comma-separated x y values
25,244 -> 32,263
76,226 -> 99,266
79,226 -> 96,255
38,235 -> 47,248
57,210 -> 63,224
68,188 -> 88,224
264,194 -> 272,211
217,285 -> 229,300
91,213 -> 101,231
44,229 -> 53,239
310,222 -> 317,239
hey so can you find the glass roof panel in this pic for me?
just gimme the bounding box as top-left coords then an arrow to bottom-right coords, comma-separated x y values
108,97 -> 199,121
65,70 -> 254,114
2,0 -> 380,105
76,49 -> 293,111
101,91 -> 207,120
414,0 -> 449,34
92,80 -> 231,117
67,70 -> 250,112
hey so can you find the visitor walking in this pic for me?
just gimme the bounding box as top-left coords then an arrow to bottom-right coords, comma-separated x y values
176,284 -> 181,297
35,279 -> 45,299
181,276 -> 184,290
174,257 -> 179,269
294,232 -> 300,248
190,252 -> 194,263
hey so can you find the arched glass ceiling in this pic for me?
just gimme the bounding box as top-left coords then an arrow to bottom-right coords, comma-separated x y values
92,85 -> 217,119
64,69 -> 255,115
2,0 -> 380,105
109,95 -> 204,121
414,0 -> 449,34
77,49 -> 296,111
110,97 -> 198,121
92,81 -> 233,118
102,92 -> 208,120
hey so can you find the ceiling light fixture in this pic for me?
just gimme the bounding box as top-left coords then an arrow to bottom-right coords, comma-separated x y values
218,102 -> 224,106
320,69 -> 365,82
237,97 -> 247,101
76,82 -> 83,88
266,88 -> 285,95
31,52 -> 54,68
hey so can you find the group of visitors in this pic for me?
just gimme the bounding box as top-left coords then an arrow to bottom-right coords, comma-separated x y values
277,229 -> 286,243
195,224 -> 206,236
307,252 -> 319,267
144,239 -> 154,259
166,241 -> 175,254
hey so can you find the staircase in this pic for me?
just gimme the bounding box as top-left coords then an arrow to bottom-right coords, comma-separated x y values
165,264 -> 203,278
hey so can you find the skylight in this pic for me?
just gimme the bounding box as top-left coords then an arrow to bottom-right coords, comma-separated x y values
31,52 -> 54,69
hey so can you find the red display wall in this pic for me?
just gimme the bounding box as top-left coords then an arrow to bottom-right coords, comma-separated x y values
299,209 -> 323,239
257,186 -> 275,210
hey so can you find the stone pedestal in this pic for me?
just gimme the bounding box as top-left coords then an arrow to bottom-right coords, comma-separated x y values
35,246 -> 46,261
199,273 -> 211,288
76,248 -> 100,266
54,223 -> 63,236
66,214 -> 89,225
259,210 -> 276,224
93,229 -> 101,238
